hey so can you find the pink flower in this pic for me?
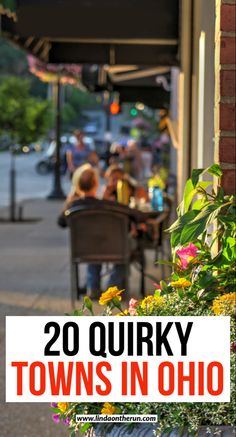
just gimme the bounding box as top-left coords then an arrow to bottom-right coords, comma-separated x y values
231,341 -> 236,352
176,243 -> 198,269
153,283 -> 162,290
52,414 -> 60,424
129,298 -> 138,315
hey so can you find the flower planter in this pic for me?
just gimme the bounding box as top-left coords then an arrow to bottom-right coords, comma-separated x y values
86,424 -> 235,437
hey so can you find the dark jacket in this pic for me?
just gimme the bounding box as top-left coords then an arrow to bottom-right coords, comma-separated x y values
58,197 -> 144,228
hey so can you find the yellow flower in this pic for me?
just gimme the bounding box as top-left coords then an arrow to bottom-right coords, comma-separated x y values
212,292 -> 236,315
140,295 -> 164,313
170,278 -> 192,288
116,309 -> 129,316
99,287 -> 123,305
58,402 -> 69,413
101,402 -> 116,415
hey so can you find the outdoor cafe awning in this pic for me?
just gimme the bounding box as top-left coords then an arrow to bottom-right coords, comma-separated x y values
1,0 -> 179,66
1,0 -> 179,108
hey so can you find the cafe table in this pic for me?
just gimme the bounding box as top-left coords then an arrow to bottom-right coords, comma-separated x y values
129,199 -> 172,297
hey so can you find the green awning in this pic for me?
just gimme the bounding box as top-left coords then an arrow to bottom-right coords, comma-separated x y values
0,0 -> 16,20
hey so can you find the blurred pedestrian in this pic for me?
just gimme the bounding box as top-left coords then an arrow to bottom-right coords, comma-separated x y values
66,130 -> 91,176
140,141 -> 153,180
126,139 -> 143,180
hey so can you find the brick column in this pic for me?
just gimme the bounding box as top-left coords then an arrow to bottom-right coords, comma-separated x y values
215,0 -> 236,194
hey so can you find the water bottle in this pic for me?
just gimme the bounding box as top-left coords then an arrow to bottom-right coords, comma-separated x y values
151,186 -> 163,211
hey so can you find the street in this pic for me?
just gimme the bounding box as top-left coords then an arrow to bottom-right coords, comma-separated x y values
0,151 -> 71,208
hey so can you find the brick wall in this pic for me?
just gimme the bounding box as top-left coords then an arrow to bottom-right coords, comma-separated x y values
215,0 -> 236,194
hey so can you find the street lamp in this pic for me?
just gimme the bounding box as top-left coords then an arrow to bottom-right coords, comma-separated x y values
47,77 -> 66,200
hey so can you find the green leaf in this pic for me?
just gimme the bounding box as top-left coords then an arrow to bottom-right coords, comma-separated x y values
192,198 -> 209,210
178,206 -> 218,244
167,217 -> 181,232
180,219 -> 207,244
207,163 -> 223,177
169,209 -> 201,237
80,423 -> 92,433
183,179 -> 197,213
217,187 -> 225,201
72,309 -> 83,316
156,260 -> 174,266
83,296 -> 94,315
177,288 -> 184,298
190,204 -> 220,226
203,290 -> 220,301
197,180 -> 212,190
160,280 -> 168,290
191,168 -> 204,187
226,236 -> 236,248
171,229 -> 181,247
198,272 -> 216,288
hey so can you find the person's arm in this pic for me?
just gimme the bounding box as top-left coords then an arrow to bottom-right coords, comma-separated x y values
57,192 -> 80,228
103,184 -> 117,201
66,150 -> 75,173
57,212 -> 67,228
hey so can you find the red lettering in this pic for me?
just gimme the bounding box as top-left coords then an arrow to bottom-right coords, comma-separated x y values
207,361 -> 224,395
121,362 -> 128,395
49,362 -> 73,395
29,361 -> 45,395
198,362 -> 204,395
76,362 -> 93,395
158,361 -> 174,395
131,362 -> 148,395
11,361 -> 28,395
178,362 -> 195,395
96,362 -> 111,395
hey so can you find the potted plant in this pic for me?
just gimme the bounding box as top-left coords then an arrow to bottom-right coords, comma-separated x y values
51,165 -> 235,436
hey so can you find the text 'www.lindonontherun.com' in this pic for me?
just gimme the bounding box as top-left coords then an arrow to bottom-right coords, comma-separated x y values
76,414 -> 158,423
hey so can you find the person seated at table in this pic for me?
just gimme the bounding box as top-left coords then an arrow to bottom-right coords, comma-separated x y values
58,164 -> 140,298
104,164 -> 164,244
103,164 -> 148,204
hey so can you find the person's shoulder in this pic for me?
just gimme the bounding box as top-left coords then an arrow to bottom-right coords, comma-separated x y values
99,199 -> 142,221
67,197 -> 98,207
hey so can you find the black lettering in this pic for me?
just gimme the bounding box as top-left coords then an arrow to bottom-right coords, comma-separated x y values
127,322 -> 134,356
156,322 -> 173,355
108,322 -> 124,356
89,322 -> 107,358
175,322 -> 193,356
137,322 -> 153,355
44,322 -> 60,356
62,322 -> 79,356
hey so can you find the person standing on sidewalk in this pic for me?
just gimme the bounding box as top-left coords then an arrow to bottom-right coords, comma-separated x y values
66,130 -> 91,177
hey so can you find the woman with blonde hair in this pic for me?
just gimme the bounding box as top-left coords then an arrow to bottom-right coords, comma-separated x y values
58,164 -> 129,299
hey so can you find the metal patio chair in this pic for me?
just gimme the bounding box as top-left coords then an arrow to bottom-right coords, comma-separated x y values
65,203 -> 132,307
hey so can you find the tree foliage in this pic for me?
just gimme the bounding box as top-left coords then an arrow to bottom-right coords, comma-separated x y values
0,77 -> 53,145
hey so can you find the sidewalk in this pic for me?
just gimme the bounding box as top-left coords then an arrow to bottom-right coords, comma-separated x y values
0,199 -> 163,312
0,198 -> 166,437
